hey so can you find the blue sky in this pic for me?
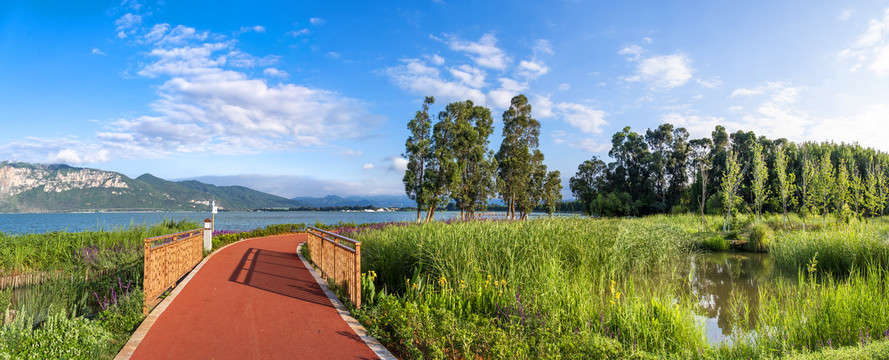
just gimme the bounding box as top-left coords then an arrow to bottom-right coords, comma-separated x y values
2,1 -> 888,198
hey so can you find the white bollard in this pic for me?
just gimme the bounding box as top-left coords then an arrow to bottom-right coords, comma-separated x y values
203,218 -> 213,251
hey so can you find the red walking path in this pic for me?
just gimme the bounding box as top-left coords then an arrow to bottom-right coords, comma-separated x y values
124,233 -> 380,360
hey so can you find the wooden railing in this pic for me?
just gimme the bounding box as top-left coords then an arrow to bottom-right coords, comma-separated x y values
143,229 -> 203,315
306,227 -> 362,308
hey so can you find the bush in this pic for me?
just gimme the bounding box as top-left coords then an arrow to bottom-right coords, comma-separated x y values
697,235 -> 728,252
98,290 -> 144,335
746,223 -> 773,252
0,308 -> 113,359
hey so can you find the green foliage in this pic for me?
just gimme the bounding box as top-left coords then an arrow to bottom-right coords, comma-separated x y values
0,219 -> 196,275
745,223 -> 773,252
697,234 -> 729,252
349,217 -> 709,358
770,224 -> 889,275
403,96 -> 435,222
97,290 -> 144,336
0,308 -> 114,359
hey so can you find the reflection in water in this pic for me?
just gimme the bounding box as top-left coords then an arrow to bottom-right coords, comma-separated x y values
686,252 -> 772,344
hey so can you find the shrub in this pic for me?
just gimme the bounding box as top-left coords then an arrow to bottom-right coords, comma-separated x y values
698,235 -> 729,252
746,223 -> 773,252
0,308 -> 113,359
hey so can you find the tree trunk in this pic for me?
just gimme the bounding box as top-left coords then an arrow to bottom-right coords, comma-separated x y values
416,206 -> 422,223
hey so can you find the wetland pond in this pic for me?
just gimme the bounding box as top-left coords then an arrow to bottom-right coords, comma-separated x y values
686,252 -> 773,345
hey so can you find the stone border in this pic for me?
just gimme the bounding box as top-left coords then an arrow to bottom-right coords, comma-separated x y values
296,241 -> 396,360
114,237 -> 250,360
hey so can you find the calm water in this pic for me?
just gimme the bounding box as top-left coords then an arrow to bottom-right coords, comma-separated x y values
0,210 -> 464,234
687,252 -> 773,345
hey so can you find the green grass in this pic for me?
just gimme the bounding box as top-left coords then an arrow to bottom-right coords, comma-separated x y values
350,217 -> 707,358
0,218 -> 198,276
335,214 -> 889,359
770,224 -> 889,275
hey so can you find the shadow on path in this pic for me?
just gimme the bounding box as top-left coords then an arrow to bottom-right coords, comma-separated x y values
228,247 -> 331,307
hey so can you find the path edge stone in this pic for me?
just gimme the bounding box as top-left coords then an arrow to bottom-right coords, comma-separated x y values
296,241 -> 397,360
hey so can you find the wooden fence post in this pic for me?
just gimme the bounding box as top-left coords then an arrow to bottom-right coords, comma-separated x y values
354,241 -> 361,308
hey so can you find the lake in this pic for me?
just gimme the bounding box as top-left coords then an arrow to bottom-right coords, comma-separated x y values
0,210 -> 465,234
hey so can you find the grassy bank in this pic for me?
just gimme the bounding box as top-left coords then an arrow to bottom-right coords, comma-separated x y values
337,214 -> 889,359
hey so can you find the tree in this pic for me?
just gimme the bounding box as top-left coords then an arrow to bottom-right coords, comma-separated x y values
689,138 -> 712,231
774,143 -> 794,229
751,141 -> 768,223
542,171 -> 562,216
570,157 -> 607,216
800,149 -> 817,231
495,95 -> 540,220
834,158 -> 851,226
645,124 -> 673,209
425,106 -> 460,221
721,148 -> 743,232
403,96 -> 434,222
449,100 -> 497,220
815,152 -> 834,227
864,160 -> 880,228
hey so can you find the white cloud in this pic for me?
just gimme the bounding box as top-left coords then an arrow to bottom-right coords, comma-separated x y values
445,33 -> 511,70
263,68 -> 289,78
839,8 -> 889,75
310,17 -> 325,25
0,137 -> 112,165
626,53 -> 694,89
239,25 -> 266,34
101,20 -> 377,158
534,39 -> 554,55
91,48 -> 106,55
558,83 -> 570,91
487,78 -> 529,108
387,157 -> 408,172
618,44 -> 643,60
115,13 -> 142,38
449,64 -> 486,88
287,28 -> 311,37
327,51 -> 341,59
556,102 -> 607,134
643,37 -> 653,44
426,54 -> 445,65
517,59 -> 549,79
385,58 -> 487,105
573,139 -> 611,153
362,163 -> 375,170
841,9 -> 854,21
697,77 -> 722,88
730,88 -> 764,97
532,94 -> 554,118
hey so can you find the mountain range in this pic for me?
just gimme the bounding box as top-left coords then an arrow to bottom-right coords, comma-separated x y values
0,161 -> 410,213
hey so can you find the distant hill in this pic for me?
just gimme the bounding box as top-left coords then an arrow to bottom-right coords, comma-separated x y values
292,194 -> 414,208
0,161 -> 305,213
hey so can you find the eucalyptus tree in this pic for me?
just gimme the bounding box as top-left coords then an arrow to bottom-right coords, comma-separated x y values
495,95 -> 540,220
570,157 -> 607,216
542,170 -> 562,216
425,106 -> 460,221
689,138 -> 712,231
449,100 -> 497,220
645,124 -> 673,208
751,141 -> 768,223
721,148 -> 743,232
403,96 -> 434,222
